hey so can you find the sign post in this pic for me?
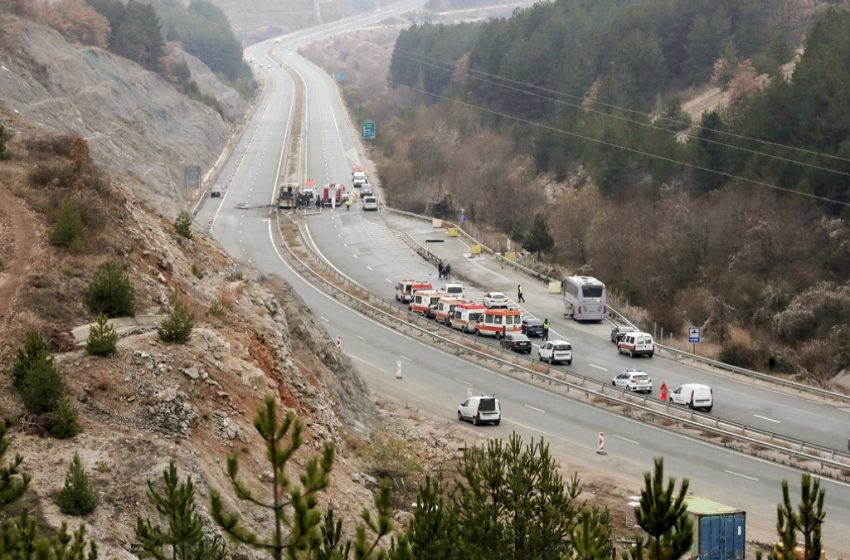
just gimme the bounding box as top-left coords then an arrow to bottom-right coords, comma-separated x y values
688,326 -> 701,356
458,207 -> 466,224
360,120 -> 376,140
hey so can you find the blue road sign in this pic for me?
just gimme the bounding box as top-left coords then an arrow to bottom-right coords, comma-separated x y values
688,326 -> 701,343
335,70 -> 345,82
360,120 -> 376,140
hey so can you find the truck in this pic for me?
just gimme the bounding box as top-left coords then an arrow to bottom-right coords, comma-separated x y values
352,164 -> 368,188
278,183 -> 299,210
683,497 -> 746,560
322,183 -> 345,207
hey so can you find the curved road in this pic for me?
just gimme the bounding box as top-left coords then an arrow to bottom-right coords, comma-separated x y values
194,8 -> 850,554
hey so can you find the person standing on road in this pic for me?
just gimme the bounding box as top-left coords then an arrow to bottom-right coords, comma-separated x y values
438,261 -> 444,280
542,318 -> 549,341
445,263 -> 451,280
517,284 -> 525,303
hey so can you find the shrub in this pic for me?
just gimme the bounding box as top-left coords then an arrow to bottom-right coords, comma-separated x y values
719,339 -> 760,370
27,162 -> 76,188
20,354 -> 66,415
158,298 -> 194,344
174,210 -> 193,240
191,264 -> 204,279
49,397 -> 80,439
49,198 -> 86,253
86,314 -> 118,356
84,261 -> 135,317
208,298 -> 226,318
11,330 -> 51,389
0,122 -> 10,160
56,453 -> 99,515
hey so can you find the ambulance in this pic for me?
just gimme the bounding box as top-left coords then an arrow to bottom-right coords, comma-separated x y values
434,296 -> 464,325
475,308 -> 522,338
395,280 -> 433,303
450,301 -> 487,333
409,290 -> 442,314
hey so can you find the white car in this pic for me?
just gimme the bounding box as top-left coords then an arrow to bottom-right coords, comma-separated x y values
442,283 -> 464,297
670,383 -> 713,412
612,369 -> 653,393
537,340 -> 572,365
483,292 -> 508,308
458,395 -> 501,426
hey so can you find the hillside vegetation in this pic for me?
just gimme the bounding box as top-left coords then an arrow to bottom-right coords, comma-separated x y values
324,0 -> 850,383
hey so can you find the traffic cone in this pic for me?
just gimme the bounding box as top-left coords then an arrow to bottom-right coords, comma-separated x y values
396,360 -> 403,380
597,432 -> 607,455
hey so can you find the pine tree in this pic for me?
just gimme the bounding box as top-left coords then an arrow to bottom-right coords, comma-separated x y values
10,330 -> 51,389
0,420 -> 30,508
174,211 -> 193,240
56,453 -> 99,516
766,474 -> 826,560
625,457 -> 693,560
50,198 -> 86,253
211,396 -> 335,560
157,298 -> 194,344
84,260 -> 135,318
136,460 -> 227,560
405,475 -> 464,560
20,353 -> 66,415
49,397 -> 80,440
571,508 -> 613,560
523,212 -> 554,259
86,314 -> 118,356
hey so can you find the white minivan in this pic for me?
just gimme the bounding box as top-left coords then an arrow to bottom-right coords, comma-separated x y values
362,196 -> 378,211
457,395 -> 501,426
441,283 -> 464,297
617,332 -> 654,358
670,383 -> 713,412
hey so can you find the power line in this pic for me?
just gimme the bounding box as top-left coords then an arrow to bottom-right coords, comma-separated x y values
405,84 -> 850,208
392,46 -> 850,167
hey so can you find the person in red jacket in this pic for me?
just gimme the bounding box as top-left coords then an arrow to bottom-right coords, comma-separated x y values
660,382 -> 669,402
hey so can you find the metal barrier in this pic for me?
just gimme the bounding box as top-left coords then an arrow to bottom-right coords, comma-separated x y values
276,213 -> 850,478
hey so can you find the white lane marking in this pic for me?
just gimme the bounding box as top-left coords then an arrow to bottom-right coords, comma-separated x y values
343,243 -> 348,248
385,278 -> 392,283
367,265 -> 373,270
454,377 -> 470,385
355,335 -> 366,341
724,470 -> 759,482
753,414 -> 781,424
525,404 -> 546,414
613,435 -> 640,445
352,254 -> 358,259
589,363 -> 608,372
320,316 -> 329,322
401,355 -> 413,362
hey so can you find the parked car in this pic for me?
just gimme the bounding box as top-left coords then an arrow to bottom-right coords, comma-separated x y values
538,340 -> 572,365
617,332 -> 655,358
500,333 -> 532,354
483,292 -> 509,308
361,183 -> 373,197
361,196 -> 378,211
442,283 -> 464,297
458,395 -> 501,426
612,369 -> 653,393
210,184 -> 223,198
670,383 -> 713,412
521,317 -> 544,337
610,325 -> 636,343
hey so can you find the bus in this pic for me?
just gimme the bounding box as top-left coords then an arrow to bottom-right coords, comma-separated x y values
562,276 -> 606,322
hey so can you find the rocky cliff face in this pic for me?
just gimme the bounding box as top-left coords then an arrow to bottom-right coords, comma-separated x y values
0,16 -> 230,216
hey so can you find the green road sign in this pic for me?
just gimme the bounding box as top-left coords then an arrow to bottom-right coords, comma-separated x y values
360,120 -> 376,140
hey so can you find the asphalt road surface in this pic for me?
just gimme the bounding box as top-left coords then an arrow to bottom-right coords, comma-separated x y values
194,7 -> 850,554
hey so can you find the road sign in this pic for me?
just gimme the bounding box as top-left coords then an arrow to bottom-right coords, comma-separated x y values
335,70 -> 345,82
688,326 -> 701,343
360,120 -> 376,140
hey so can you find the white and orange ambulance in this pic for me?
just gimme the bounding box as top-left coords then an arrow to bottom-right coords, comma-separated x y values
395,280 -> 433,303
434,296 -> 464,325
475,308 -> 522,338
450,301 -> 487,333
409,290 -> 442,314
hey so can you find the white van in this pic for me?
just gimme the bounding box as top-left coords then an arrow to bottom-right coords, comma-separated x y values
441,283 -> 464,297
670,383 -> 713,412
617,332 -> 654,358
362,196 -> 378,211
457,395 -> 501,426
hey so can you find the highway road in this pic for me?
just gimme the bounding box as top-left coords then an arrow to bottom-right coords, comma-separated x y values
194,7 -> 850,554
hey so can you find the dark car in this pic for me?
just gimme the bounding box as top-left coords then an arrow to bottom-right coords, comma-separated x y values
210,184 -> 223,198
500,333 -> 532,354
611,325 -> 637,343
521,317 -> 544,337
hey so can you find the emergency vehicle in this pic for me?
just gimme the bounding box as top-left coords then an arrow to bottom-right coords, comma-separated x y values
322,183 -> 346,207
475,308 -> 522,338
450,302 -> 486,333
409,290 -> 442,314
396,280 -> 433,303
434,296 -> 464,325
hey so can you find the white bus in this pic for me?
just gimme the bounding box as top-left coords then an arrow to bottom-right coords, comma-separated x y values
562,276 -> 606,321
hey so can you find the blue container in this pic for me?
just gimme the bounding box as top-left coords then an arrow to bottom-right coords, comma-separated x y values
684,497 -> 746,560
